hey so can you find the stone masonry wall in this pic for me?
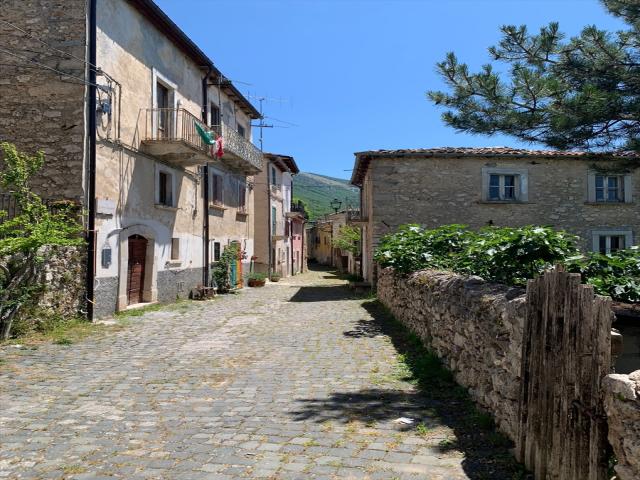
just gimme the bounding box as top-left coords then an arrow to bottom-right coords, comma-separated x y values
0,0 -> 87,202
39,245 -> 86,317
377,268 -> 526,440
603,372 -> 640,480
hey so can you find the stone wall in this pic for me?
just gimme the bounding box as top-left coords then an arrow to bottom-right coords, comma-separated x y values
603,372 -> 640,480
40,245 -> 86,317
0,0 -> 88,202
377,267 -> 525,439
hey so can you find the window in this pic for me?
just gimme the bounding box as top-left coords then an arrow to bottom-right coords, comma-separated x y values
157,170 -> 174,207
170,238 -> 180,260
482,168 -> 528,202
210,172 -> 223,205
285,220 -> 290,237
592,229 -> 633,254
237,123 -> 246,138
213,241 -> 221,261
271,166 -> 277,186
152,68 -> 177,139
210,103 -> 220,128
588,172 -> 631,203
271,206 -> 277,233
237,179 -> 246,211
595,175 -> 625,202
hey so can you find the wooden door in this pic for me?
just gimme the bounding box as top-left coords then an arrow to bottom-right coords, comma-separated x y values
127,235 -> 147,305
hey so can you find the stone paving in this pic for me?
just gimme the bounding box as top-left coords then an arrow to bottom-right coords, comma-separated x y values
0,268 -> 520,480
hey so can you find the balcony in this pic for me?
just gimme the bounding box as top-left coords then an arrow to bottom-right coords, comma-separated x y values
140,108 -> 213,167
217,122 -> 263,175
140,109 -> 263,174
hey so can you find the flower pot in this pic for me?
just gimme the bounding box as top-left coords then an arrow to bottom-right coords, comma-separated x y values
248,279 -> 266,287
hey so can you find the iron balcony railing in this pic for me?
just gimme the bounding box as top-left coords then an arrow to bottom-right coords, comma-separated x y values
143,107 -> 212,156
219,122 -> 263,172
142,108 -> 263,172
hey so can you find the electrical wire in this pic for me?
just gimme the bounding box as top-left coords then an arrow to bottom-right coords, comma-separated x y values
0,18 -> 100,71
0,46 -> 106,90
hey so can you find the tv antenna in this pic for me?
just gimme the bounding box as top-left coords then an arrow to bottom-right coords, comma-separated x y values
247,94 -> 296,152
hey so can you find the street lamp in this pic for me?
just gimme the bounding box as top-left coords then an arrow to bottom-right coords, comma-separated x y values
330,198 -> 342,213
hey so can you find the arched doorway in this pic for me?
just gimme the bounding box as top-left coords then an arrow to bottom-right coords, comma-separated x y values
127,234 -> 148,305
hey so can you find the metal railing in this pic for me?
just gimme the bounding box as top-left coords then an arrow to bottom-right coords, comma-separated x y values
220,122 -> 263,171
0,194 -> 81,224
142,108 -> 263,172
143,107 -> 213,157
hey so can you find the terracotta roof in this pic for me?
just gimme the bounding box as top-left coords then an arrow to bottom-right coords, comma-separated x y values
263,153 -> 300,174
127,0 -> 261,119
350,147 -> 640,186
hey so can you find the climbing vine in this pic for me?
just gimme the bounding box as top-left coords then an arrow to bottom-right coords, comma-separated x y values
0,142 -> 82,340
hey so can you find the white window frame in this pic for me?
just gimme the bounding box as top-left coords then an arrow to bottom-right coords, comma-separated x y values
155,164 -> 177,207
587,171 -> 632,203
481,167 -> 528,202
591,229 -> 633,254
151,68 -> 178,138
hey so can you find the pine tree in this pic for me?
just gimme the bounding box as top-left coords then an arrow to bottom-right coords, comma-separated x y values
428,0 -> 640,151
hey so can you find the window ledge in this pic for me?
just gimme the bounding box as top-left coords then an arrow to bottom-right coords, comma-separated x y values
584,201 -> 633,206
166,260 -> 182,268
155,204 -> 178,211
236,210 -> 250,216
209,203 -> 227,211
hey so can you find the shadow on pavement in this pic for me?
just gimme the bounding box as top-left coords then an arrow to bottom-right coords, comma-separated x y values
288,299 -> 532,480
288,286 -> 357,302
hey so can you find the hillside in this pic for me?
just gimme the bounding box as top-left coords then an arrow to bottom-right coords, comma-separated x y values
293,172 -> 360,220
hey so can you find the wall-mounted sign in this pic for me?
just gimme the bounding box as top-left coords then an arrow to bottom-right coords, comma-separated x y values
96,198 -> 116,216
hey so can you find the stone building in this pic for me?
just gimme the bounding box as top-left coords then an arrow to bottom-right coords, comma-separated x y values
253,153 -> 303,277
1,0 -> 262,317
307,210 -> 360,275
351,147 -> 640,283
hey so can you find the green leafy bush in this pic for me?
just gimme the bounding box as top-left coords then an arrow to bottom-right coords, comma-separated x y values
568,247 -> 640,303
248,272 -> 266,281
375,223 -> 640,302
212,243 -> 240,293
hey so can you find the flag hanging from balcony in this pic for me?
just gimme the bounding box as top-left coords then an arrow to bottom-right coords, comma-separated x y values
195,121 -> 215,145
215,136 -> 224,158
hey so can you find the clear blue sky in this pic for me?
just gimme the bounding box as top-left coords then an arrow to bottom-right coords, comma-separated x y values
156,0 -> 626,179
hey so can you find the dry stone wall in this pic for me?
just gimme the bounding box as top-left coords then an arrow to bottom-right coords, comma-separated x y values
39,245 -> 86,317
603,372 -> 640,480
377,267 -> 526,439
0,0 -> 87,202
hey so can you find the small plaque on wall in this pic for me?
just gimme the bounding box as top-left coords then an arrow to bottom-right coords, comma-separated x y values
96,198 -> 116,216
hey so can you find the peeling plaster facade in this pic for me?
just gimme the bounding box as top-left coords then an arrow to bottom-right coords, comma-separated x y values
1,0 -> 261,318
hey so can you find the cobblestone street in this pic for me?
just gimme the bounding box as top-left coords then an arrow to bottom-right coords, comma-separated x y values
0,268 -> 521,480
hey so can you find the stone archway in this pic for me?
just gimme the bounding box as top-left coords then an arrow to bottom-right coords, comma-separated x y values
117,224 -> 158,311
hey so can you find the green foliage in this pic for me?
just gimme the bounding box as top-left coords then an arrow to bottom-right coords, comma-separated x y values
428,2 -> 640,151
567,247 -> 640,303
212,243 -> 240,293
376,223 -> 640,302
375,224 -> 579,287
0,143 -> 81,256
332,224 -> 361,255
0,143 -> 83,340
248,272 -> 266,281
293,172 -> 359,220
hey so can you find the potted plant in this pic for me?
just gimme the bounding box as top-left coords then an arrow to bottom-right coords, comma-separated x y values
270,272 -> 281,282
248,272 -> 266,287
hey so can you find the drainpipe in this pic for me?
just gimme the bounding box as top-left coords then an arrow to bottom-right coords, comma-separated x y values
267,160 -> 272,279
86,0 -> 97,321
202,65 -> 212,287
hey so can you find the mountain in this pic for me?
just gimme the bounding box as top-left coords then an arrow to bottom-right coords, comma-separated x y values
293,172 -> 360,220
